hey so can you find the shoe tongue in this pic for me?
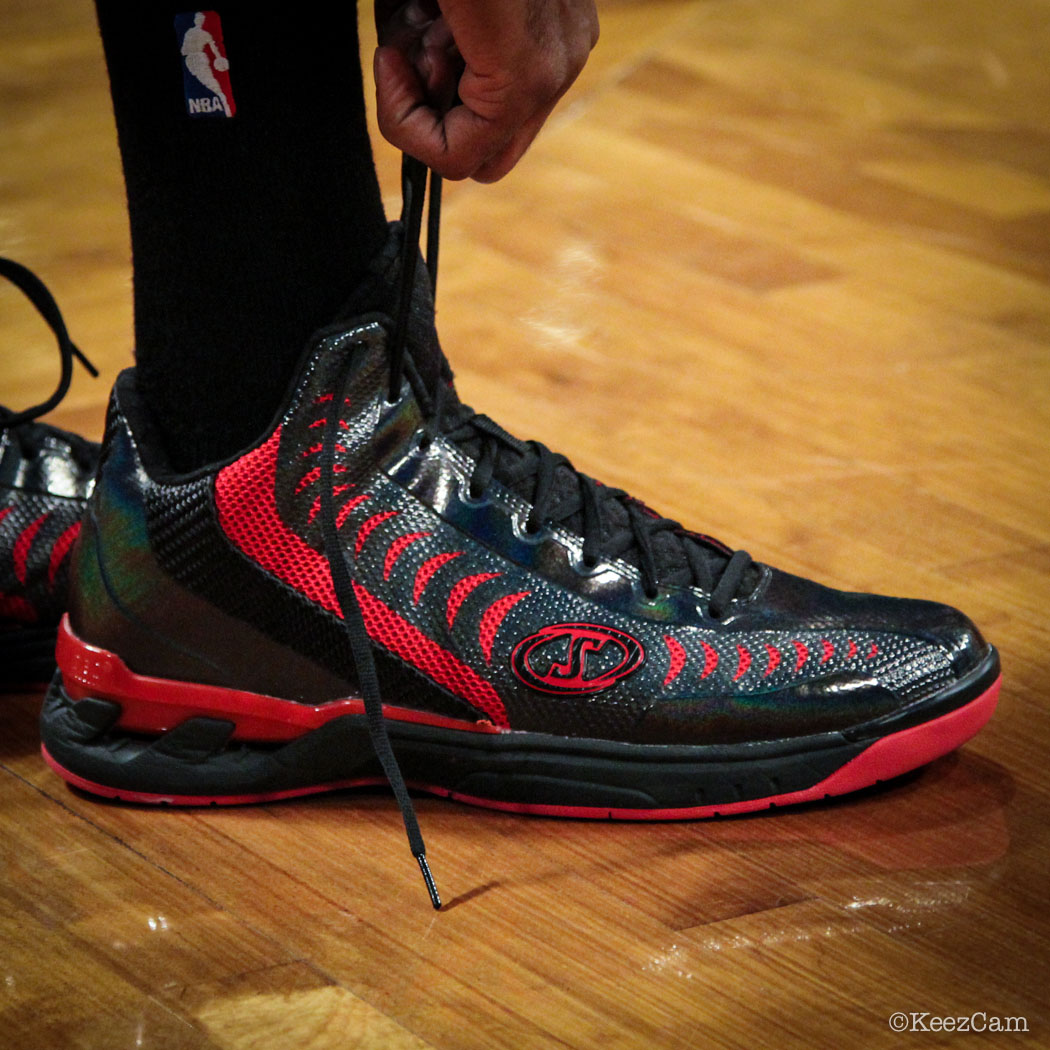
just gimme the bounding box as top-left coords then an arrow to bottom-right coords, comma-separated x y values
338,221 -> 452,395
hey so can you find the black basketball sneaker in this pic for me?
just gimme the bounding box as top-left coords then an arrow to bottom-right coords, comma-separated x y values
41,161 -> 999,906
1,258 -> 99,690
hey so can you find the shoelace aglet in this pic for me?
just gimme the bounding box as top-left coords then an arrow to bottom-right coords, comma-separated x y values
416,853 -> 442,910
72,342 -> 99,378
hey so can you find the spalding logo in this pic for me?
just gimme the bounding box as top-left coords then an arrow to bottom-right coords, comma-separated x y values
511,623 -> 645,695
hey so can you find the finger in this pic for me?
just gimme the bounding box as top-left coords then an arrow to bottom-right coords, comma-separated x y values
375,45 -> 517,179
469,100 -> 557,183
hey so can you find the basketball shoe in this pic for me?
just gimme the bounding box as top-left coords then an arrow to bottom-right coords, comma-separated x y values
1,258 -> 99,690
40,161 -> 999,905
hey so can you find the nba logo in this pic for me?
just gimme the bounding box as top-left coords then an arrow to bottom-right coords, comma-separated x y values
175,11 -> 236,117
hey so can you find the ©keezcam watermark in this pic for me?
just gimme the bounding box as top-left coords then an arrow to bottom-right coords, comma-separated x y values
889,1012 -> 1029,1034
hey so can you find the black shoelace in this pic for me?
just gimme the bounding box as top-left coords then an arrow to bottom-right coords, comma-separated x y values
0,257 -> 99,464
318,156 -> 445,910
324,154 -> 753,908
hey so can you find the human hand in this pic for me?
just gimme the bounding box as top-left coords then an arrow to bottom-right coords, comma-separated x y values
374,0 -> 599,182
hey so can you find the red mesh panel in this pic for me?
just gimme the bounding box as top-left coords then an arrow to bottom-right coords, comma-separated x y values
413,550 -> 464,604
216,427 -> 340,616
764,643 -> 781,677
821,638 -> 834,664
662,635 -> 686,687
13,512 -> 49,586
383,531 -> 431,580
700,640 -> 718,679
47,520 -> 81,587
478,591 -> 529,664
355,582 -> 509,726
446,572 -> 501,628
354,510 -> 400,556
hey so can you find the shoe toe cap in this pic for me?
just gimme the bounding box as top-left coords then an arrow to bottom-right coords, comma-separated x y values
748,567 -> 991,691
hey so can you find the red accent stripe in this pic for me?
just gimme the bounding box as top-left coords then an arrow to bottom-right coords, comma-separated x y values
47,520 -> 81,588
354,584 -> 509,726
867,642 -> 879,660
700,641 -> 719,679
793,640 -> 809,672
478,592 -> 530,665
847,639 -> 858,659
733,644 -> 751,681
764,644 -> 781,677
413,551 -> 464,604
446,573 -> 501,628
296,467 -> 321,494
44,677 -> 1002,814
354,510 -> 399,555
821,639 -> 834,664
383,531 -> 431,580
662,636 -> 686,687
295,464 -> 347,495
13,512 -> 49,586
0,507 -> 12,527
336,492 -> 370,529
216,428 -> 340,615
307,484 -> 354,525
302,442 -> 347,458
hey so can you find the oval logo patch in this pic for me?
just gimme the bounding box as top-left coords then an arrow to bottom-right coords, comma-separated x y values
511,623 -> 645,695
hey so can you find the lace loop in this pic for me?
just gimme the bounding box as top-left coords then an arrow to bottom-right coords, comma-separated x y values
0,257 -> 98,428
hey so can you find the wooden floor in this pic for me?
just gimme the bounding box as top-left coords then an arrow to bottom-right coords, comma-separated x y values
2,1 -> 1049,1047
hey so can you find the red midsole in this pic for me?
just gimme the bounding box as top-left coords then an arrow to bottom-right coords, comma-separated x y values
56,615 -> 499,741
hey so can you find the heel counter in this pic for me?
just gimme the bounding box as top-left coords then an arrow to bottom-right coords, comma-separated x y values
65,382 -> 162,652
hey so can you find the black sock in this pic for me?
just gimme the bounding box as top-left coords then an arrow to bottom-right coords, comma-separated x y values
95,2 -> 387,470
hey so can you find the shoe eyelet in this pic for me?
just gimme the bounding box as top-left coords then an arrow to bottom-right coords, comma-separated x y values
458,478 -> 492,509
570,551 -> 604,577
511,514 -> 548,545
633,581 -> 662,604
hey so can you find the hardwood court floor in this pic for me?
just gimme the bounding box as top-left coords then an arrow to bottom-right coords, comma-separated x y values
2,2 -> 1048,1047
